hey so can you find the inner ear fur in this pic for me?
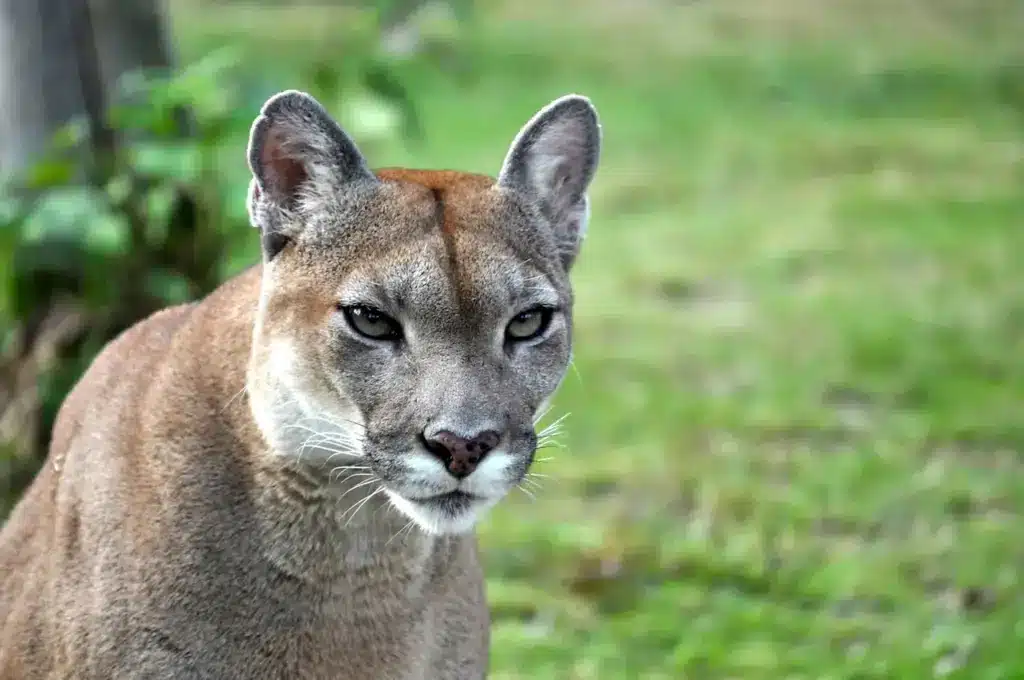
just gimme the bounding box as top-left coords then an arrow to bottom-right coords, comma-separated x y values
245,90 -> 377,259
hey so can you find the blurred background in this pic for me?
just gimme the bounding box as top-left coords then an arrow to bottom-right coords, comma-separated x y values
1,0 -> 1023,677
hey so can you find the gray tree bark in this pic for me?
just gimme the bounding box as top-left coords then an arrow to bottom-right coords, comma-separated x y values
0,0 -> 90,177
0,0 -> 177,516
0,0 -> 175,179
89,0 -> 177,106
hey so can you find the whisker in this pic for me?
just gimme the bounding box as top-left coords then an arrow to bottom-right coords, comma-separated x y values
533,403 -> 554,427
539,412 -> 571,436
371,493 -> 399,521
281,421 -> 365,449
332,470 -> 376,484
521,477 -> 543,491
569,358 -> 583,385
221,385 -> 247,413
322,449 -> 363,464
386,519 -> 417,547
328,465 -> 372,474
379,496 -> 404,523
335,476 -> 381,503
287,428 -> 355,444
342,487 -> 386,526
542,416 -> 568,431
294,432 -> 362,459
288,427 -> 361,448
329,470 -> 374,483
517,484 -> 536,501
280,419 -> 364,440
281,410 -> 367,430
329,470 -> 375,484
300,441 -> 359,460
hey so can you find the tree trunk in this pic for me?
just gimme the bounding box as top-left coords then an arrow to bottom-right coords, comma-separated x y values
89,0 -> 176,91
0,0 -> 92,177
0,0 -> 177,515
0,0 -> 176,179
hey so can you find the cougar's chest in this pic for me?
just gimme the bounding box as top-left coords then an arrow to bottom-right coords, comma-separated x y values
238,556 -> 477,680
239,527 -> 455,679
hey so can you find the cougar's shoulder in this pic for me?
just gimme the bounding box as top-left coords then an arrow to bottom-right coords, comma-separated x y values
42,264 -> 261,471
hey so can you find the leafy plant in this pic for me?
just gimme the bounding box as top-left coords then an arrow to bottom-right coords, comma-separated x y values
0,37 -> 431,515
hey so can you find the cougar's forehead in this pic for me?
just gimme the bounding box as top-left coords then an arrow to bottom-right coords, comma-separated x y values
341,235 -> 559,323
260,169 -> 567,344
306,170 -> 563,311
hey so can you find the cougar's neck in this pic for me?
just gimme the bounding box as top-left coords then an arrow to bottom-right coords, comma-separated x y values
192,267 -> 449,587
246,449 -> 443,584
219,388 -> 442,586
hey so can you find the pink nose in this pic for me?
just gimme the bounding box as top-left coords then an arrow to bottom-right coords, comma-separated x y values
422,430 -> 501,478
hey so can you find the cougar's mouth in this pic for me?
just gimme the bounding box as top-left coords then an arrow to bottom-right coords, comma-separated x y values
400,489 -> 484,515
421,489 -> 480,507
384,485 -> 498,535
403,488 -> 481,502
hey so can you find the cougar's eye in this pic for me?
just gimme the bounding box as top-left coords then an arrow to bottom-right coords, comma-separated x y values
340,304 -> 402,341
506,307 -> 554,342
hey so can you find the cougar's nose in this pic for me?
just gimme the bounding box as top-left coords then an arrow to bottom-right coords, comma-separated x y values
421,429 -> 501,479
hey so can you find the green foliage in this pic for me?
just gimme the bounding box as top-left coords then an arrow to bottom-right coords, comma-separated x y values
0,25 -> 433,511
5,0 -> 1024,676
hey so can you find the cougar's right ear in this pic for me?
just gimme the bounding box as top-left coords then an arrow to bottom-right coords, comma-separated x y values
246,90 -> 377,259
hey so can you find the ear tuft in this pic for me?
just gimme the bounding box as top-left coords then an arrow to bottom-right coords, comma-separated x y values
246,90 -> 376,259
498,94 -> 601,270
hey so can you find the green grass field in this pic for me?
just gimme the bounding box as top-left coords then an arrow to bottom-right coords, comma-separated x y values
171,1 -> 1024,677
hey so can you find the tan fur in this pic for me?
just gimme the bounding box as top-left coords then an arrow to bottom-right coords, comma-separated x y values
0,91 -> 600,678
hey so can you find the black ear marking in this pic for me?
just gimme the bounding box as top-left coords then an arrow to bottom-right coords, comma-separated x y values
261,230 -> 292,260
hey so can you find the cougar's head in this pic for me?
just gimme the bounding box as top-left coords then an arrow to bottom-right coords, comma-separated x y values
245,90 -> 600,535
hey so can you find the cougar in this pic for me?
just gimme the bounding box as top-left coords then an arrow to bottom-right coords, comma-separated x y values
0,90 -> 601,679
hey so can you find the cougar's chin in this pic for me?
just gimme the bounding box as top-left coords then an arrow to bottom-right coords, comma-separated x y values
384,488 -> 501,536
370,446 -> 525,534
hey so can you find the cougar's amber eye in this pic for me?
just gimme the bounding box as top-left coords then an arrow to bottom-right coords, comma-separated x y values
341,305 -> 402,341
506,307 -> 554,342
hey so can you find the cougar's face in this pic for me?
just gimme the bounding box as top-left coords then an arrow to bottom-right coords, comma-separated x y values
245,91 -> 600,534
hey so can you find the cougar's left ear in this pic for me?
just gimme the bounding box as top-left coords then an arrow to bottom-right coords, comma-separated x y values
246,90 -> 378,259
498,94 -> 601,270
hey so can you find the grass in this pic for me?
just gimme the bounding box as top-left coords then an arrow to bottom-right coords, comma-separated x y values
168,1 -> 1024,677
